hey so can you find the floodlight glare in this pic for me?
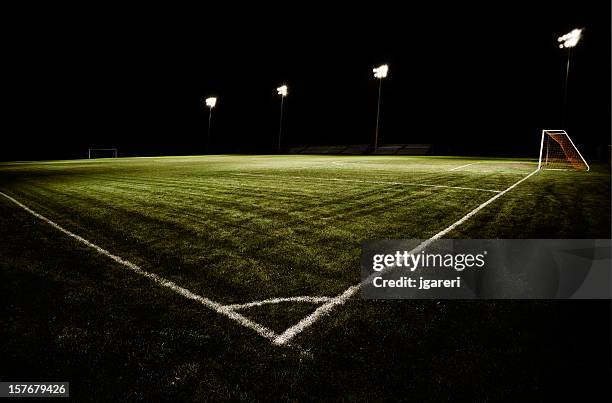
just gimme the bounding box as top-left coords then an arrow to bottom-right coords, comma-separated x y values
205,97 -> 217,108
204,96 -> 217,153
373,64 -> 389,79
372,64 -> 389,152
556,28 -> 584,126
558,28 -> 582,49
276,84 -> 288,152
277,85 -> 288,97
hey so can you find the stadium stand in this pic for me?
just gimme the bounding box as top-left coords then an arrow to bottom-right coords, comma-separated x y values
287,144 -> 431,155
342,144 -> 371,154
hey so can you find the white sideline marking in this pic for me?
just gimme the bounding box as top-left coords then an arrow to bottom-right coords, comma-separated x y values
449,161 -> 538,171
494,161 -> 538,164
0,191 -> 278,343
449,162 -> 480,171
231,173 -> 501,193
272,169 -> 540,345
224,296 -> 332,310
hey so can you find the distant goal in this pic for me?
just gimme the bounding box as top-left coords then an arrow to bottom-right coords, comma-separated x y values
88,148 -> 118,159
538,130 -> 589,171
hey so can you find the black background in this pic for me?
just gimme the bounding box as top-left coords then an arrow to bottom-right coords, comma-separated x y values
3,2 -> 610,161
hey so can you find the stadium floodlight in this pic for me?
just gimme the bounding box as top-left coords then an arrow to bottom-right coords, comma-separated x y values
372,64 -> 388,151
557,28 -> 582,126
205,97 -> 217,108
276,85 -> 288,153
204,96 -> 217,153
372,64 -> 388,79
557,28 -> 582,49
277,85 -> 288,97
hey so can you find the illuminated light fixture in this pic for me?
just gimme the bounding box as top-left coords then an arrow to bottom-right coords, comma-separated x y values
204,96 -> 217,153
558,28 -> 582,49
276,84 -> 288,153
205,97 -> 217,108
372,64 -> 389,79
557,28 -> 583,126
372,64 -> 388,151
277,85 -> 288,97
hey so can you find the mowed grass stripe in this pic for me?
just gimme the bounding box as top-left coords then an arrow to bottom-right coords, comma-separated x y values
7,178 -> 425,250
0,156 -> 564,304
0,172 -> 495,300
10,176 -> 493,243
2,179 -> 495,300
79,175 -> 376,209
0,167 -> 506,246
0,157 -> 534,196
47,156 -> 534,190
16,176 -> 395,233
34,173 -> 393,213
229,173 -> 502,193
60,169 -> 506,197
18,169 -> 484,234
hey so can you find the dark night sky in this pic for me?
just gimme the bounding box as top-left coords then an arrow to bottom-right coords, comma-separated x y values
3,2 -> 610,161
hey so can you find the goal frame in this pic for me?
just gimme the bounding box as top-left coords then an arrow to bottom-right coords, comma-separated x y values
538,129 -> 589,171
88,148 -> 118,159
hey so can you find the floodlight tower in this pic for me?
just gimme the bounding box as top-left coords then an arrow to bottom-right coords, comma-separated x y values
557,28 -> 582,126
276,85 -> 288,153
372,64 -> 388,152
205,96 -> 217,152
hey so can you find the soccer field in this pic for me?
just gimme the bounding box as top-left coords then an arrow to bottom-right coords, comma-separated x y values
1,155 -> 610,400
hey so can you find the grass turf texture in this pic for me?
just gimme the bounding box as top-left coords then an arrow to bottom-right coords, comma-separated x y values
1,155 -> 610,401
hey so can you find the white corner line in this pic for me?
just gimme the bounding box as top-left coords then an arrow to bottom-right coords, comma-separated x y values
230,173 -> 501,193
272,168 -> 541,345
0,191 -> 278,343
224,296 -> 333,310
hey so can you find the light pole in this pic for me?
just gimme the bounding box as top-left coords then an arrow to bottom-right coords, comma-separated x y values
557,28 -> 582,126
205,96 -> 217,153
276,84 -> 288,153
372,64 -> 388,152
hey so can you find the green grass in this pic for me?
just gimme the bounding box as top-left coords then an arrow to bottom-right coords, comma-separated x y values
1,155 -> 610,401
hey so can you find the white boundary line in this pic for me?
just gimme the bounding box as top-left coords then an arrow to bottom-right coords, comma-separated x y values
224,296 -> 332,310
449,162 -> 480,171
0,191 -> 279,343
231,173 -> 501,193
272,168 -> 540,345
449,161 -> 538,171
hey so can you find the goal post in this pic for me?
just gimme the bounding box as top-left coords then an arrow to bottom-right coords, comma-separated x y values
88,148 -> 118,159
538,130 -> 589,171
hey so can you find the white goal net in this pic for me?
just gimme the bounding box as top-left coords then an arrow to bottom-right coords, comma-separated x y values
88,148 -> 118,159
538,130 -> 589,171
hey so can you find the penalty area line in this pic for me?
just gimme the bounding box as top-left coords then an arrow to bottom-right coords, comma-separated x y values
272,168 -> 541,345
0,191 -> 279,343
